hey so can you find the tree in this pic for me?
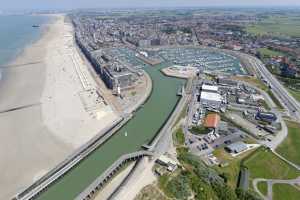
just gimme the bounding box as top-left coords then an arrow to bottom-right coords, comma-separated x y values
236,188 -> 262,200
212,184 -> 238,200
166,173 -> 191,200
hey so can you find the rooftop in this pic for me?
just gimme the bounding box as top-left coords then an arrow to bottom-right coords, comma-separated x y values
157,155 -> 177,166
202,84 -> 218,92
204,113 -> 220,128
200,91 -> 222,102
226,141 -> 248,153
105,65 -> 133,78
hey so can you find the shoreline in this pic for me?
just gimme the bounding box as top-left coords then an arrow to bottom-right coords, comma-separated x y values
11,15 -> 154,200
0,14 -> 120,200
0,15 -> 51,70
0,14 -> 72,200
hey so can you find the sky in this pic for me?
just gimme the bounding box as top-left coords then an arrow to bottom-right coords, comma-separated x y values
1,0 -> 300,10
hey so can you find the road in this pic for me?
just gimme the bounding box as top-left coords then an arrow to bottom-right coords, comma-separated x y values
109,78 -> 193,200
233,79 -> 289,149
253,177 -> 300,200
244,54 -> 300,120
153,77 -> 193,155
272,151 -> 300,171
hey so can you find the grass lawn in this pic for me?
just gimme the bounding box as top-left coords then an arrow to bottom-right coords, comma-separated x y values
243,148 -> 300,180
246,26 -> 266,35
213,148 -> 257,189
174,103 -> 188,126
247,23 -> 300,38
246,15 -> 300,38
273,184 -> 300,200
158,175 -> 171,196
258,48 -> 285,57
190,126 -> 210,135
287,88 -> 300,103
267,89 -> 284,109
232,76 -> 268,91
174,128 -> 185,146
257,181 -> 268,196
276,121 -> 300,166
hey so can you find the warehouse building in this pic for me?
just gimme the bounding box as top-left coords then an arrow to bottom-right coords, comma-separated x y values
225,141 -> 248,154
200,83 -> 223,108
202,84 -> 218,93
200,91 -> 222,108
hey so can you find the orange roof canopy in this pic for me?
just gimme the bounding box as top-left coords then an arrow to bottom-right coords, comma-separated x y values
204,113 -> 220,128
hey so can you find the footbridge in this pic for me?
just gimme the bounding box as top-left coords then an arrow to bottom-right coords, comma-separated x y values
74,151 -> 153,200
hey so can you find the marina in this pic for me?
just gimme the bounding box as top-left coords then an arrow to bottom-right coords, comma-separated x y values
156,47 -> 246,75
32,47 -> 246,200
0,5 -> 299,200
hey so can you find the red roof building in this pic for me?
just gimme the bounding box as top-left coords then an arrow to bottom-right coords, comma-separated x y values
204,113 -> 220,128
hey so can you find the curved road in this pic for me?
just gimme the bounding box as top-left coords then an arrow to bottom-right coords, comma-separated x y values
253,177 -> 300,200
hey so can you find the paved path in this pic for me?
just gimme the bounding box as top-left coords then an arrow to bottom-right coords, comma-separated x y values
93,162 -> 136,200
253,177 -> 300,200
152,77 -> 193,155
272,151 -> 300,171
252,148 -> 300,200
108,78 -> 193,200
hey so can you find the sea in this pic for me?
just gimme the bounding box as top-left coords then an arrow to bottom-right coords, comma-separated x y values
0,15 -> 49,80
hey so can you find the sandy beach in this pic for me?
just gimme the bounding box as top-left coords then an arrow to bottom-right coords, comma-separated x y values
111,157 -> 157,200
0,15 -> 118,199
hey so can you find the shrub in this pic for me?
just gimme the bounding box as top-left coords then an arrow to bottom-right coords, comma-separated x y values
165,173 -> 191,199
236,188 -> 262,200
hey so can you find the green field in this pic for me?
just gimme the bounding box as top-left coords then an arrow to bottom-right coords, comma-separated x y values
213,149 -> 241,188
288,88 -> 300,103
258,48 -> 285,57
243,148 -> 300,180
233,76 -> 268,91
190,126 -> 210,135
267,89 -> 284,109
257,181 -> 268,196
273,184 -> 300,200
213,148 -> 256,189
246,15 -> 300,37
276,121 -> 300,166
174,128 -> 185,146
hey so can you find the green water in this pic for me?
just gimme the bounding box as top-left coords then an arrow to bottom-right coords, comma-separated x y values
37,63 -> 185,200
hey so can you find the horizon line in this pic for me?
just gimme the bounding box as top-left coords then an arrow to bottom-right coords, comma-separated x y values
2,5 -> 300,12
